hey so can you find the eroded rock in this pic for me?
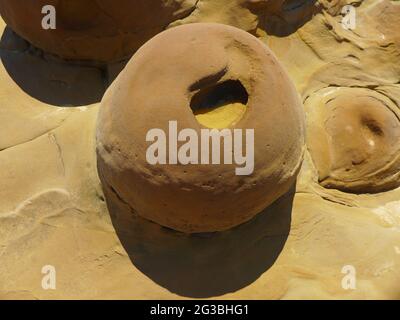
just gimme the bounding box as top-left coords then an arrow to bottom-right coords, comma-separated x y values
96,23 -> 305,233
0,0 -> 197,62
306,87 -> 400,193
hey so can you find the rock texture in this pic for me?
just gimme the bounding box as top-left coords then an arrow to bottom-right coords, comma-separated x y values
0,0 -> 198,62
96,23 -> 305,233
306,87 -> 400,193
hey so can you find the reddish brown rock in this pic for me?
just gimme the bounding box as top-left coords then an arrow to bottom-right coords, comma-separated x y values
0,0 -> 197,62
96,23 -> 305,233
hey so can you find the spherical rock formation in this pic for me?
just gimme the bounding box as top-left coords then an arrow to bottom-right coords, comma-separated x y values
0,0 -> 197,62
306,88 -> 400,194
96,23 -> 305,233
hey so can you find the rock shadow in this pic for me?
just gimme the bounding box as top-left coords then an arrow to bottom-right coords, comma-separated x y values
105,183 -> 295,298
0,27 -> 127,107
246,0 -> 319,37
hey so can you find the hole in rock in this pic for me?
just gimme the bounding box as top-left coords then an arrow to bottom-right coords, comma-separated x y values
361,118 -> 384,136
190,80 -> 249,129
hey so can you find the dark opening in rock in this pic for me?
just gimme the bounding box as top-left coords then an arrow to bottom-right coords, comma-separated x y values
190,80 -> 249,112
190,80 -> 249,128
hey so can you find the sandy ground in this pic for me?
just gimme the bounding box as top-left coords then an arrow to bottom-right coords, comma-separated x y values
1,0 -> 400,299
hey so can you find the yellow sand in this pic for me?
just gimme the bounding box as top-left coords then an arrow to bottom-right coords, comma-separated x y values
194,102 -> 246,129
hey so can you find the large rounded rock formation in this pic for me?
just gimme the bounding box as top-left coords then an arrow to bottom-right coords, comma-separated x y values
96,23 -> 305,233
0,0 -> 197,62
